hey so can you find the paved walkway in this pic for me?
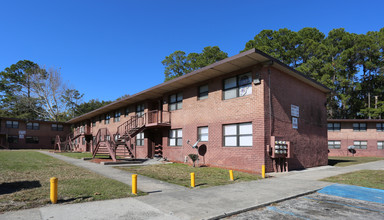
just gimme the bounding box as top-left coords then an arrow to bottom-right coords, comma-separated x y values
38,151 -> 187,193
1,152 -> 383,220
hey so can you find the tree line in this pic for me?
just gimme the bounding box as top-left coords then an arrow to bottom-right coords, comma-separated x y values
162,28 -> 384,119
0,60 -> 112,121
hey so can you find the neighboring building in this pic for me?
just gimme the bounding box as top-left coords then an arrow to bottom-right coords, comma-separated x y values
68,48 -> 330,173
328,119 -> 384,157
0,117 -> 70,149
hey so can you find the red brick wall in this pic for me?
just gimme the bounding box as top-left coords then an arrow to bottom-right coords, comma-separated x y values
0,119 -> 70,149
328,122 -> 384,157
264,67 -> 328,171
161,66 -> 266,173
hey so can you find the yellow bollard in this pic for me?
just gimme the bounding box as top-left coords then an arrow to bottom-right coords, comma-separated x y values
190,172 -> 195,187
229,170 -> 234,181
50,177 -> 58,204
132,174 -> 137,195
262,165 -> 266,178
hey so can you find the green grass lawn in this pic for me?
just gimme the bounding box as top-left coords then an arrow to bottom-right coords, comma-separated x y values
118,163 -> 261,188
0,151 -> 143,213
321,170 -> 384,190
328,156 -> 384,167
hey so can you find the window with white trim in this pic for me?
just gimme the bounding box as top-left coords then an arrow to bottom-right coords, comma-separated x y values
169,93 -> 183,111
378,141 -> 384,150
223,122 -> 253,147
223,73 -> 252,100
169,129 -> 182,146
353,123 -> 366,131
327,123 -> 340,131
105,113 -> 111,124
198,85 -> 208,100
114,111 -> 121,122
51,124 -> 64,131
136,132 -> 144,146
6,121 -> 19,129
27,122 -> 40,130
354,140 -> 367,149
198,126 -> 209,142
377,123 -> 384,132
136,104 -> 145,117
328,140 -> 341,149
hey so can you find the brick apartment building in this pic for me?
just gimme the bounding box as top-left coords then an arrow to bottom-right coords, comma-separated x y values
328,119 -> 384,157
68,49 -> 330,173
0,117 -> 70,149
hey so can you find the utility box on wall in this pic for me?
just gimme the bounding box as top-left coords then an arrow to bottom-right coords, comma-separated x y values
268,136 -> 292,159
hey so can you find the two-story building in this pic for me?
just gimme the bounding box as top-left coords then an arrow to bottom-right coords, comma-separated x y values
68,49 -> 330,173
328,119 -> 384,157
0,117 -> 70,149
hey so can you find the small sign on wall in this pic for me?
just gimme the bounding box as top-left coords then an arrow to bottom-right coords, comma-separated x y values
291,105 -> 299,117
19,130 -> 26,139
292,117 -> 298,129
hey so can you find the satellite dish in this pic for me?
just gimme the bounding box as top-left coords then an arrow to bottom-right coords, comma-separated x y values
198,144 -> 207,156
347,145 -> 356,154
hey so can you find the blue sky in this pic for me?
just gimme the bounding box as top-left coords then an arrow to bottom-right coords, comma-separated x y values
1,0 -> 383,102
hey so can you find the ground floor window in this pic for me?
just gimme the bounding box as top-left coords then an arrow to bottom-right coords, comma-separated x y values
378,141 -> 384,149
223,122 -> 252,147
354,140 -> 367,149
169,129 -> 182,146
198,126 -> 209,141
8,136 -> 18,144
82,137 -> 86,145
328,140 -> 341,149
136,132 -> 144,146
26,136 -> 39,144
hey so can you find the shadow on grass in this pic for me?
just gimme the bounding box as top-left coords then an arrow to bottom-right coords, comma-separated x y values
0,181 -> 41,195
328,159 -> 356,166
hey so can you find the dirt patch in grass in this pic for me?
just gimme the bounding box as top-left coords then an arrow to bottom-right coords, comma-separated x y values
118,163 -> 261,188
321,170 -> 384,190
0,151 -> 143,213
328,156 -> 384,167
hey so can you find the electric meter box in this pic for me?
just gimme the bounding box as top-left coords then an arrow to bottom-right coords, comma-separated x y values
269,136 -> 292,158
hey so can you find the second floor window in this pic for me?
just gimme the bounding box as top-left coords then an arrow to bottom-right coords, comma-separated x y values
51,124 -> 64,131
223,73 -> 252,100
6,121 -> 19,129
198,85 -> 208,100
327,123 -> 340,131
27,122 -> 40,130
105,114 -> 111,124
92,118 -> 96,127
353,123 -> 366,131
169,93 -> 183,111
136,104 -> 145,117
377,123 -> 384,132
114,111 -> 121,122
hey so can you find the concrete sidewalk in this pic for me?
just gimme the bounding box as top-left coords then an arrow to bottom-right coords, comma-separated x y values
38,151 -> 187,193
1,153 -> 383,220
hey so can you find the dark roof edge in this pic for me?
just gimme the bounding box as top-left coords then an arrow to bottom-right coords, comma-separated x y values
0,117 -> 69,124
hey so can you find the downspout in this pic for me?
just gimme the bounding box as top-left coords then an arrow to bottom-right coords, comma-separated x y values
268,67 -> 272,138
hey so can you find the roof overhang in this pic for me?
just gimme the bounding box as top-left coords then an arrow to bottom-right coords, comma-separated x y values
67,48 -> 330,124
328,119 -> 384,123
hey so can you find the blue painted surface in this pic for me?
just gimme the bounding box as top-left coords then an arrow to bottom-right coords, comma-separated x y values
318,184 -> 384,204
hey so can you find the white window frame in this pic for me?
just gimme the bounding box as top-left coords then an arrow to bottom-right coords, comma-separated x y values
354,140 -> 367,149
378,141 -> 384,150
169,93 -> 183,111
328,140 -> 341,149
136,132 -> 144,146
198,85 -> 208,100
169,129 -> 182,146
223,122 -> 253,147
223,73 -> 252,100
327,123 -> 340,131
198,126 -> 209,142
